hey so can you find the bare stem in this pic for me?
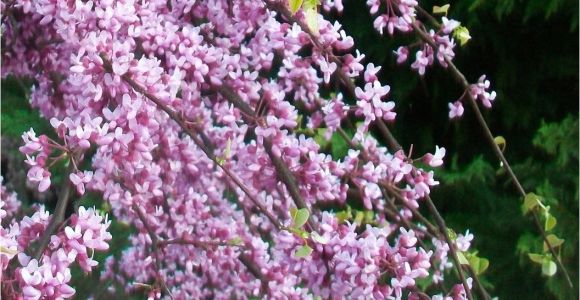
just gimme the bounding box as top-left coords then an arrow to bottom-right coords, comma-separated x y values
424,196 -> 474,300
263,138 -> 317,231
31,163 -> 74,260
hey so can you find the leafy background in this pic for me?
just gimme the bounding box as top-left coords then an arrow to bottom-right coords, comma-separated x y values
1,0 -> 578,298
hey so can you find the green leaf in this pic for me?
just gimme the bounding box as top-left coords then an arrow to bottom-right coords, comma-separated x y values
302,0 -> 318,9
354,210 -> 365,225
228,236 -> 243,246
304,7 -> 319,34
469,256 -> 490,275
295,245 -> 313,258
494,136 -> 506,152
290,207 -> 297,219
528,253 -> 544,264
541,259 -> 557,276
364,210 -> 374,224
311,231 -> 329,244
293,208 -> 310,229
453,26 -> 472,46
446,228 -> 458,241
457,252 -> 469,265
433,4 -> 450,15
288,0 -> 304,14
313,128 -> 328,147
544,214 -> 557,231
336,206 -> 352,223
543,234 -> 564,251
522,193 -> 541,215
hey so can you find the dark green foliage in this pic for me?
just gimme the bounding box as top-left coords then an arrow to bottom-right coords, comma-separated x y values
1,77 -> 51,139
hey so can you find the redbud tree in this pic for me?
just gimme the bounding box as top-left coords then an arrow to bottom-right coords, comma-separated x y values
0,0 -> 574,299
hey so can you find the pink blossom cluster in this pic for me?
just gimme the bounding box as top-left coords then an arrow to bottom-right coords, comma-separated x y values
0,180 -> 111,299
469,75 -> 497,108
2,0 -> 478,298
363,2 -> 498,119
19,129 -> 53,192
269,213 -> 432,298
432,230 -> 474,284
395,26 -> 457,76
367,0 -> 418,35
447,75 -> 497,119
19,114 -> 109,194
1,176 -> 21,222
354,63 -> 396,140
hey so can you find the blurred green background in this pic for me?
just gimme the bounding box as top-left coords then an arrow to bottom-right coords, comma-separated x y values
2,0 -> 578,298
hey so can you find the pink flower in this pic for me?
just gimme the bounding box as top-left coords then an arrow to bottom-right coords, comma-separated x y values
364,63 -> 381,82
395,47 -> 409,64
411,50 -> 430,75
19,129 -> 43,155
441,17 -> 460,34
319,59 -> 337,84
448,101 -> 464,119
424,146 -> 446,167
470,75 -> 497,108
27,166 -> 51,192
69,171 -> 93,195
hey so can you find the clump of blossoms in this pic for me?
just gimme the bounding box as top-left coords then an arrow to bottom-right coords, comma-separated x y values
1,0 -> 488,298
0,180 -> 111,299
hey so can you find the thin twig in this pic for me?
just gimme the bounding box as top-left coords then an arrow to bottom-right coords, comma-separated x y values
31,163 -> 75,260
382,183 -> 440,236
464,264 -> 492,300
424,196 -> 474,300
157,238 -> 232,249
263,138 -> 317,231
132,204 -> 174,299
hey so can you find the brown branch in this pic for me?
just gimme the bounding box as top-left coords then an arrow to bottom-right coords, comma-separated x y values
380,187 -> 435,241
134,204 -> 268,294
263,138 -> 317,231
374,120 -> 403,152
157,238 -> 232,249
238,252 -> 268,294
381,183 -> 439,236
